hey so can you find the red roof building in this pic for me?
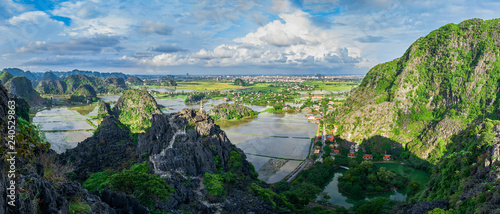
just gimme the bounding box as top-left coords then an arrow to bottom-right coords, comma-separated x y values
383,155 -> 391,160
333,150 -> 340,154
327,136 -> 334,142
348,152 -> 355,158
363,154 -> 373,160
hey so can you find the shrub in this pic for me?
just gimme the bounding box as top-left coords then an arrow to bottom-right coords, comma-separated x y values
203,172 -> 224,197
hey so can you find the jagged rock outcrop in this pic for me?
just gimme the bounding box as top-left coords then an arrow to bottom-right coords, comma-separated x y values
36,79 -> 67,94
138,109 -> 290,213
4,76 -> 46,108
138,109 -> 248,176
114,89 -> 161,131
94,189 -> 150,213
59,116 -> 137,180
209,103 -> 257,121
97,100 -> 113,119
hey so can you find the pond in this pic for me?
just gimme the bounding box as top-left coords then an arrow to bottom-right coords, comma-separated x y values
318,163 -> 430,208
217,112 -> 317,184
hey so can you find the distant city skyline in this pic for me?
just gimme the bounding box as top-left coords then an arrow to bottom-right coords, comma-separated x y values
1,0 -> 499,75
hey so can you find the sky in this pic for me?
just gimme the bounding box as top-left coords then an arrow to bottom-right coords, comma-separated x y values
0,0 -> 499,75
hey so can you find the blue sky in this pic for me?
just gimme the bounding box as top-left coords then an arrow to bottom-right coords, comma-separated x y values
0,0 -> 499,75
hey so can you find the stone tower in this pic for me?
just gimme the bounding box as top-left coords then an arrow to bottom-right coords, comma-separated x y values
200,100 -> 204,112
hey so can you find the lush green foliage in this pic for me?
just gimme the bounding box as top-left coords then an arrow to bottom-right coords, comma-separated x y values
82,162 -> 174,208
68,199 -> 91,214
203,172 -> 224,196
209,103 -> 258,121
338,161 -> 408,199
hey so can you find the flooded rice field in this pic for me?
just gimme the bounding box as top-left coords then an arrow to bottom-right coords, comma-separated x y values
33,104 -> 98,153
217,112 -> 316,183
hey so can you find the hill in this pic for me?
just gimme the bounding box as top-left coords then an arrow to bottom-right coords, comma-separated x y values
69,84 -> 98,103
2,68 -> 36,81
332,18 -> 500,213
0,71 -> 14,84
209,103 -> 258,121
113,89 -> 162,131
3,76 -> 46,108
36,74 -> 127,95
336,18 -> 500,161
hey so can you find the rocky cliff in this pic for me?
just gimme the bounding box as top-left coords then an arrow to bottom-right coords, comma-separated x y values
3,76 -> 46,108
336,18 -> 500,160
0,84 -> 128,213
137,109 -> 291,213
404,120 -> 500,213
36,79 -> 67,94
59,116 -> 138,180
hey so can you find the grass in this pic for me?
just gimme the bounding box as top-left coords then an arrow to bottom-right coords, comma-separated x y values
302,81 -> 359,91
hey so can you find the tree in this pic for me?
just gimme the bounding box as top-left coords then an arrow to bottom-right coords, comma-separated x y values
408,181 -> 421,194
334,155 -> 348,166
324,156 -> 334,167
204,172 -> 224,196
351,185 -> 365,200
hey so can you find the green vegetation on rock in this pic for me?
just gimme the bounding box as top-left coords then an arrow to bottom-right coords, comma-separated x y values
208,103 -> 258,121
114,89 -> 161,131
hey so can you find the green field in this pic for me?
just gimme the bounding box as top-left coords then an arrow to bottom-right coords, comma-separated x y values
234,83 -> 284,92
175,81 -> 243,91
68,103 -> 98,116
303,80 -> 359,91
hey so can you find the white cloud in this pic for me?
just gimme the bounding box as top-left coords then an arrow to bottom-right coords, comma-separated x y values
145,10 -> 367,69
6,11 -> 65,42
138,21 -> 173,35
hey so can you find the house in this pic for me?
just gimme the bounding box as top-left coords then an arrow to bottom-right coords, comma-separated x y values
283,106 -> 291,110
383,155 -> 391,161
308,115 -> 316,120
328,101 -> 334,105
313,149 -> 320,154
223,97 -> 230,102
363,154 -> 373,160
327,135 -> 334,142
333,150 -> 340,155
316,146 -> 321,149
329,144 -> 335,149
348,152 -> 355,158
